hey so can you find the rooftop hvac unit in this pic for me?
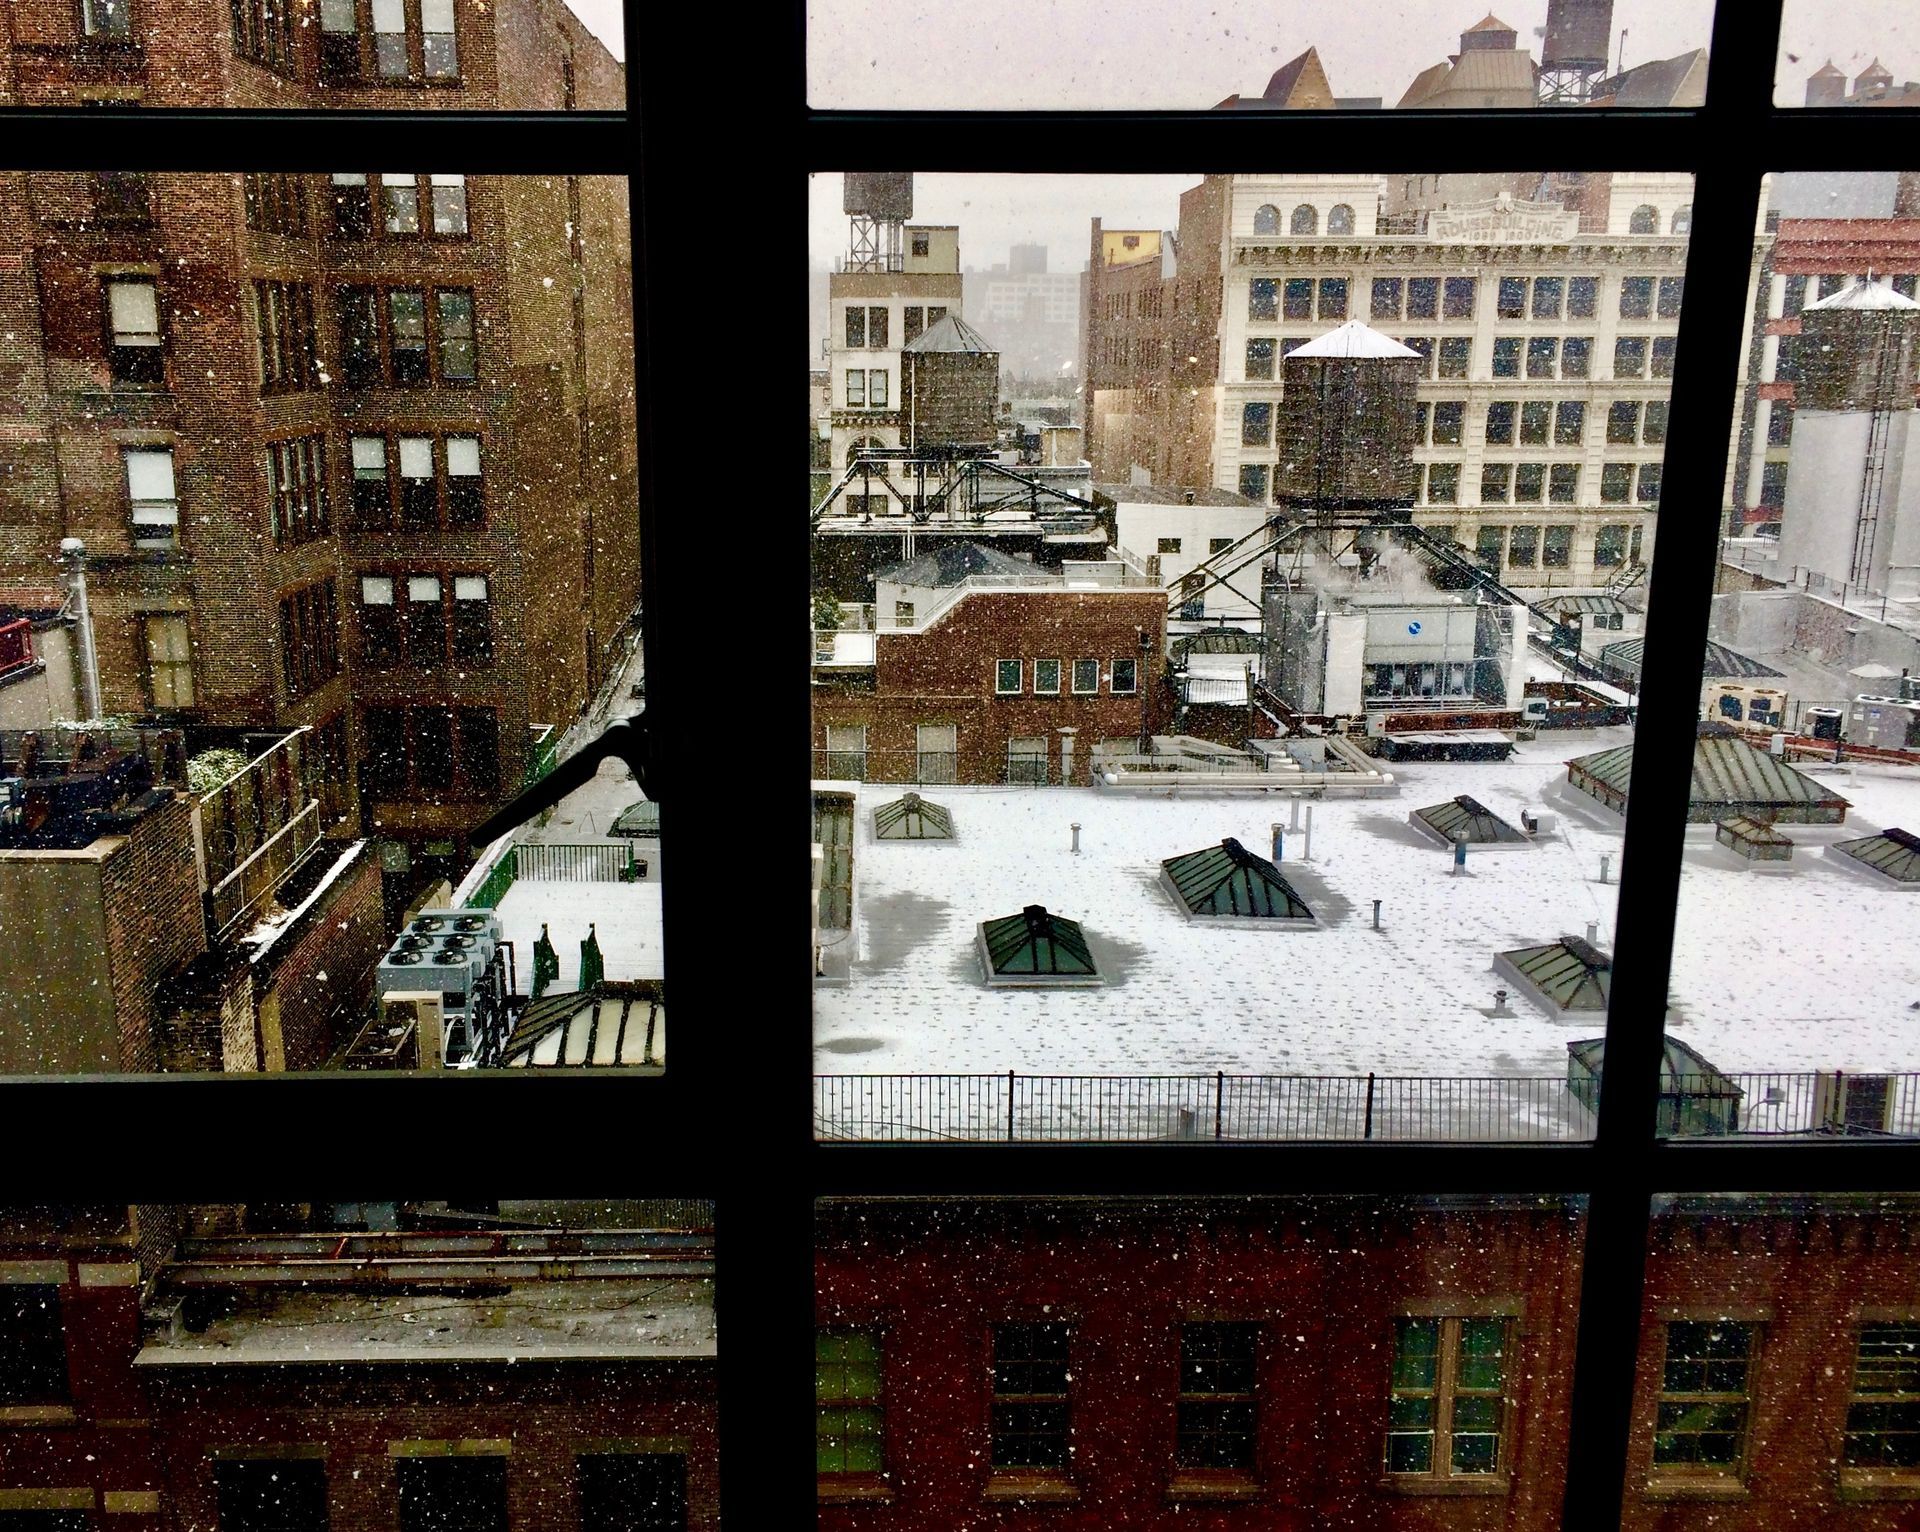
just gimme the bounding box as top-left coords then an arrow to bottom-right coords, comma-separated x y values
1814,1071 -> 1896,1133
411,909 -> 500,966
376,947 -> 479,1016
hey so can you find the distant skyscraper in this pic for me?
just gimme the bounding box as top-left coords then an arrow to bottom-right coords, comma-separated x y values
1009,243 -> 1048,276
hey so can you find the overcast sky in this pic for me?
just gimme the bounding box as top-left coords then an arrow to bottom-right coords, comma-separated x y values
563,0 -> 623,60
807,1 -> 1916,110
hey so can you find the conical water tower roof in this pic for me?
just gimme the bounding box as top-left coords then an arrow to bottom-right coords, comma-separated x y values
1806,275 -> 1920,311
1289,319 -> 1419,359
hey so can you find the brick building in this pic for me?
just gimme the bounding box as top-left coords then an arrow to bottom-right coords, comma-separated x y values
812,547 -> 1169,786
0,1 -> 637,900
0,1202 -> 717,1531
816,1196 -> 1920,1530
1084,172 -> 1719,590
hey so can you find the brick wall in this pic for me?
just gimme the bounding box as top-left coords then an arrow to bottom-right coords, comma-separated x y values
147,1362 -> 720,1532
252,841 -> 386,1071
98,793 -> 208,1073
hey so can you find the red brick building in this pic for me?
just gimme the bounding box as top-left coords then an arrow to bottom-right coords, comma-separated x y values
812,557 -> 1170,785
816,1196 -> 1920,1530
0,1 -> 637,900
0,1203 -> 717,1531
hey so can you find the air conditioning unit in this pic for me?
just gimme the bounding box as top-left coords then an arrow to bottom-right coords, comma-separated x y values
1813,1071 -> 1896,1133
379,991 -> 445,1072
376,946 -> 478,1020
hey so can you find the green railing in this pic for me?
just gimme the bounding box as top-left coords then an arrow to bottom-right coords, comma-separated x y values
465,844 -> 519,909
525,723 -> 559,788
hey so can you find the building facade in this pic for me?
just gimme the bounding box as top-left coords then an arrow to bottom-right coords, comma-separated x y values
817,1195 -> 1920,1531
0,1202 -> 717,1532
0,2 -> 636,901
1086,172 -> 1703,590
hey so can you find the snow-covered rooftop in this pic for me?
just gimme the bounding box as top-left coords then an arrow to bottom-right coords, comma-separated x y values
814,733 -> 1920,1081
1290,319 -> 1419,359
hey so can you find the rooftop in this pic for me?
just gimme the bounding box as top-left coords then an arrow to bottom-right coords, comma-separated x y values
1290,320 -> 1420,359
814,736 -> 1920,1080
1806,274 -> 1920,311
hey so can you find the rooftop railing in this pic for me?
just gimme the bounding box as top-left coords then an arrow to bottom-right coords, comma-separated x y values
199,727 -> 325,941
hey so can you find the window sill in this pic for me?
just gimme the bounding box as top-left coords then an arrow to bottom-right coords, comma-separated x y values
817,1476 -> 892,1503
1642,1475 -> 1748,1502
1837,1474 -> 1920,1502
981,1473 -> 1078,1503
1380,1474 -> 1510,1497
0,1405 -> 79,1427
1167,1471 -> 1262,1502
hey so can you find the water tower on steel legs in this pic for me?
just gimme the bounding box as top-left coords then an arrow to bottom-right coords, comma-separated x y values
844,172 -> 913,274
1538,0 -> 1613,105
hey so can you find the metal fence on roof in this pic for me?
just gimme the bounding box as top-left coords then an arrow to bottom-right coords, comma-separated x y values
814,1071 -> 1920,1143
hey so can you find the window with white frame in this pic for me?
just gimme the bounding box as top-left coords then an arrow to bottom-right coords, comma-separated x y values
124,447 -> 179,548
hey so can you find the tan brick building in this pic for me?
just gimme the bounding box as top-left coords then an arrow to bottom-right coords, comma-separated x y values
0,1 -> 636,898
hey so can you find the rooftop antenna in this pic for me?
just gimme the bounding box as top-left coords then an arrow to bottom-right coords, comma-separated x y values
1616,28 -> 1627,76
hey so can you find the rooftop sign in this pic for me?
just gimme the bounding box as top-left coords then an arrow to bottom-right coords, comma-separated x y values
1428,197 -> 1581,244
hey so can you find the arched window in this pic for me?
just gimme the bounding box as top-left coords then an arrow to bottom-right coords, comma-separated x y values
1290,204 -> 1319,235
1629,204 -> 1658,234
848,436 -> 889,474
1327,203 -> 1355,235
1671,204 -> 1693,235
1253,203 -> 1280,235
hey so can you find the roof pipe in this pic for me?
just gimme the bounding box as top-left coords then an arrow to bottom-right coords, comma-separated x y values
58,537 -> 102,722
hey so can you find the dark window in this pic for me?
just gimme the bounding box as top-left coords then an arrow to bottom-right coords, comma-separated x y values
1437,338 -> 1470,378
1629,204 -> 1659,234
1765,400 -> 1792,445
1595,524 -> 1629,567
414,708 -> 455,794
363,706 -> 406,800
1758,460 -> 1788,510
1543,524 -> 1573,566
446,436 -> 484,524
1283,278 -> 1313,321
1245,338 -> 1275,380
280,579 -> 340,699
1491,337 -> 1520,378
396,1455 -> 506,1532
1484,401 -> 1515,445
991,1322 -> 1071,1470
105,277 -> 165,386
1425,463 -> 1459,504
1238,464 -> 1269,501
1442,276 -> 1476,320
1548,464 -> 1579,504
320,0 -> 361,81
1110,658 -> 1137,694
0,1287 -> 67,1405
350,435 -> 391,528
1177,1323 -> 1258,1472
1480,463 -> 1511,503
1643,401 -> 1669,444
1514,464 -> 1545,504
1475,525 -> 1505,566
1653,1321 -> 1754,1472
1614,337 -> 1647,378
232,0 -> 297,73
1519,401 -> 1551,445
212,1459 -> 329,1532
1497,276 -> 1526,318
1241,403 -> 1272,447
1289,204 -> 1317,235
867,306 -> 889,349
389,289 -> 430,384
81,0 -> 132,38
1600,462 -> 1633,503
403,574 -> 445,665
1844,1323 -> 1920,1472
817,1329 -> 885,1476
1607,401 -> 1641,444
331,174 -> 373,238
1658,276 -> 1685,318
1252,204 -> 1279,235
1620,276 -> 1654,320
1432,401 -> 1463,446
398,437 -> 437,527
1568,276 -> 1598,318
1318,277 -> 1347,319
458,707 -> 500,798
577,1454 -> 687,1532
1554,401 -> 1584,445
1651,336 -> 1677,378
1402,336 -> 1435,378
845,306 -> 866,348
1327,203 -> 1354,235
452,576 -> 492,663
1561,337 -> 1591,378
93,171 -> 152,224
339,286 -> 381,387
1371,278 -> 1402,320
1781,273 -> 1808,316
1249,279 -> 1277,322
1818,273 -> 1847,298
360,575 -> 399,668
1406,277 -> 1438,320
1531,277 -> 1563,319
439,289 -> 476,382
1508,523 -> 1540,564
254,281 -> 318,392
1526,337 -> 1558,379
1387,1317 -> 1507,1478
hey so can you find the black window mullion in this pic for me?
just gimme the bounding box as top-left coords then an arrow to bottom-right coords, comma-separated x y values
1560,4 -> 1786,1529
